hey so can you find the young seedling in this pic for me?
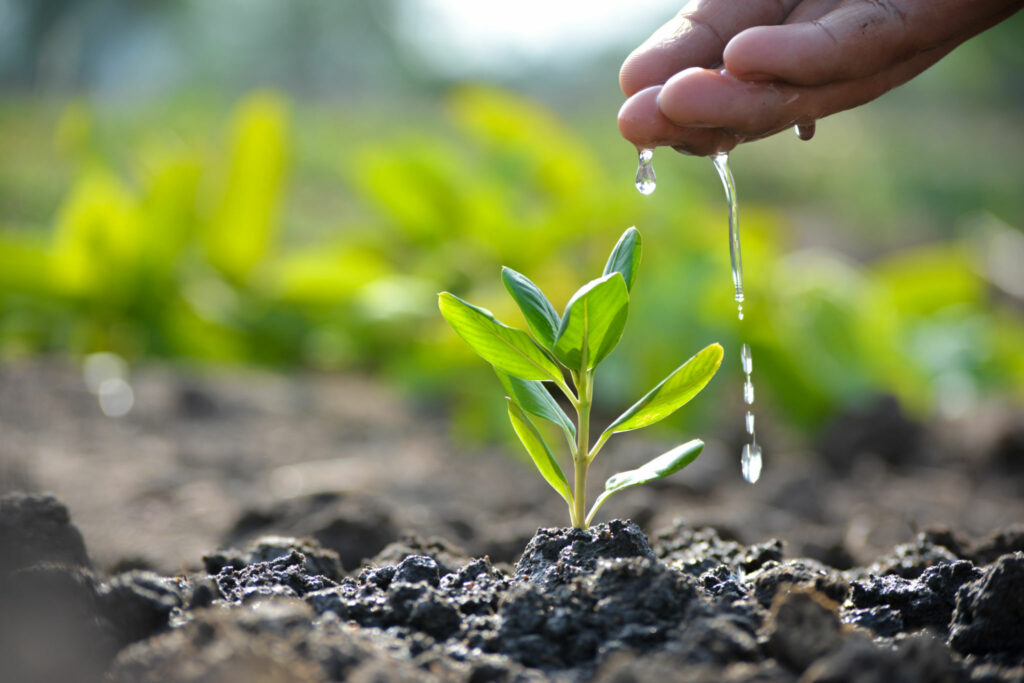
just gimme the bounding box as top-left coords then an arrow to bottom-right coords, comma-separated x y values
438,227 -> 723,529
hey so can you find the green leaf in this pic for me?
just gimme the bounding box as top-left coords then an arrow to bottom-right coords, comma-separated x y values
603,227 -> 642,292
605,343 -> 723,434
553,273 -> 629,371
439,292 -> 564,382
507,399 -> 574,507
495,369 -> 576,442
586,439 -> 704,525
501,267 -> 561,348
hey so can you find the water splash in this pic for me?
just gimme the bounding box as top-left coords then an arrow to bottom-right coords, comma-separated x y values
635,148 -> 656,195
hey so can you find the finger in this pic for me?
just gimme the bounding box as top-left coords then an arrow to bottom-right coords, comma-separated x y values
618,84 -> 741,156
619,0 -> 802,96
724,0 -> 1009,86
658,41 -> 955,137
782,0 -> 842,24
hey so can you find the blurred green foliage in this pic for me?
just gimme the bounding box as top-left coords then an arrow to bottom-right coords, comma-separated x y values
0,86 -> 1022,445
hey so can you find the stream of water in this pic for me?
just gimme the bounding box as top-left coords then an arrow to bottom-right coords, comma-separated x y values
636,148 -> 762,483
710,153 -> 762,483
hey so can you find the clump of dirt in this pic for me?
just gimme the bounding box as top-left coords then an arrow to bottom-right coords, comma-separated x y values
3,491 -> 1024,682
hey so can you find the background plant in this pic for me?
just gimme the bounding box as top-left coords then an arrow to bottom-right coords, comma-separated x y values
439,228 -> 723,528
1,4 -> 1022,452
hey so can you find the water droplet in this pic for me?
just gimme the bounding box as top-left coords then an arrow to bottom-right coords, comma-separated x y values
745,411 -> 755,435
740,344 -> 752,374
743,378 -> 754,405
635,148 -> 656,195
795,122 -> 816,141
737,305 -> 744,320
741,443 -> 763,483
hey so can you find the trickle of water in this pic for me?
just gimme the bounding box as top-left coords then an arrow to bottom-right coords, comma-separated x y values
738,342 -> 761,482
635,148 -> 656,195
710,151 -> 763,485
795,123 -> 816,141
741,443 -> 763,483
711,153 -> 743,313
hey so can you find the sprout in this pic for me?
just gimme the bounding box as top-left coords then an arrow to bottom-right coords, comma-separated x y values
439,227 -> 722,529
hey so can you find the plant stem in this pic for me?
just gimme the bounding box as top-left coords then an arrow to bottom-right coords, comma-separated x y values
587,430 -> 611,466
555,376 -> 579,411
572,369 -> 592,529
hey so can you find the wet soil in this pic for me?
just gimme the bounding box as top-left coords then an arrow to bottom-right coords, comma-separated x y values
1,359 -> 1023,681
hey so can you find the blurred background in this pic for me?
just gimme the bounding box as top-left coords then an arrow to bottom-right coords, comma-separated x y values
1,0 -> 1022,457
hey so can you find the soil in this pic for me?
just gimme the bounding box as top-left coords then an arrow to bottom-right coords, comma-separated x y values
1,359 -> 1023,682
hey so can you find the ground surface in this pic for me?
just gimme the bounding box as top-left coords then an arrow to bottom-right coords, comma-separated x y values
1,358 -> 1023,681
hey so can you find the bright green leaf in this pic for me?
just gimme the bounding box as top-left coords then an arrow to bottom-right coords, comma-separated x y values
507,399 -> 574,507
605,343 -> 723,434
553,273 -> 629,371
496,369 -> 576,442
603,227 -> 642,292
586,439 -> 704,525
439,292 -> 564,382
205,92 -> 288,284
502,267 -> 560,348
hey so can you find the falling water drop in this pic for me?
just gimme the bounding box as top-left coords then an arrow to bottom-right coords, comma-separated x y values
795,123 -> 816,141
739,343 -> 761,482
741,443 -> 763,483
635,148 -> 656,195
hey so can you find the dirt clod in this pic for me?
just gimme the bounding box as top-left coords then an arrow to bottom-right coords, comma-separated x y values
949,551 -> 1024,658
849,560 -> 982,633
514,519 -> 655,588
766,587 -> 843,673
0,492 -> 91,573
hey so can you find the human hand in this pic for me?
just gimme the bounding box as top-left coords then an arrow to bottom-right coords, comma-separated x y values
618,0 -> 1023,156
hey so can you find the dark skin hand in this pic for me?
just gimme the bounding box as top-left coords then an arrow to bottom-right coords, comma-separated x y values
618,0 -> 1024,156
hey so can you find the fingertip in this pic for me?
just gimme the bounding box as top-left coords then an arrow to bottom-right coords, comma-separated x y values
657,67 -> 732,127
722,26 -> 780,81
619,48 -> 649,97
619,43 -> 682,97
725,23 -> 849,86
618,81 -> 739,157
617,85 -> 674,146
619,11 -> 730,96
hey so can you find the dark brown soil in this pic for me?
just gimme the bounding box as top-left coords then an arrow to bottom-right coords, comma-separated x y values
1,359 -> 1023,681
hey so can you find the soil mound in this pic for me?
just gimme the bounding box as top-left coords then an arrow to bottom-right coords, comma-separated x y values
3,491 -> 1024,681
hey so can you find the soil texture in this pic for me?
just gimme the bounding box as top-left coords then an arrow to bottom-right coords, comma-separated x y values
1,360 -> 1023,681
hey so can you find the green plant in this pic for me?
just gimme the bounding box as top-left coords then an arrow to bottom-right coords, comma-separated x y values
438,227 -> 723,529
